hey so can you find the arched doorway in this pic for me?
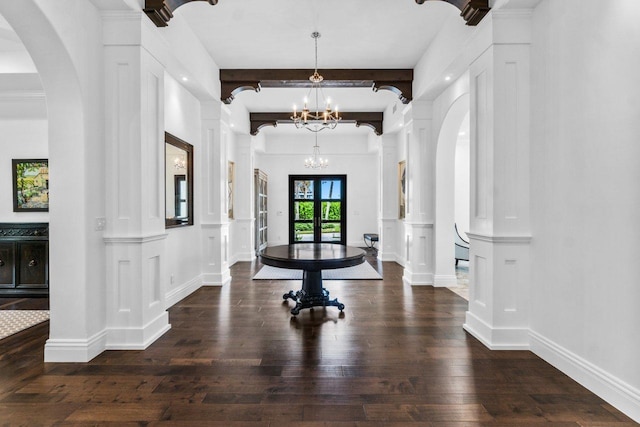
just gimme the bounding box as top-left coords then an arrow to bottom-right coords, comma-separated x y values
0,1 -> 105,361
434,93 -> 470,288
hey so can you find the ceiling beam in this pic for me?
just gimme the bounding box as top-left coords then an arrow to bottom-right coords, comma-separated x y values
144,0 -> 489,27
249,112 -> 384,136
415,0 -> 490,26
144,0 -> 218,27
221,69 -> 413,105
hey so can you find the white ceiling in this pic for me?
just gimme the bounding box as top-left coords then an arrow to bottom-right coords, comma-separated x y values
176,0 -> 460,123
177,0 -> 455,69
0,1 -> 463,133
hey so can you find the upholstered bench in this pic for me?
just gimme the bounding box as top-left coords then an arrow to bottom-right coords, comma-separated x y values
363,233 -> 379,252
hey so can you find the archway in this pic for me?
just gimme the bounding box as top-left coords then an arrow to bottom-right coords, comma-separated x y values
0,1 -> 105,361
434,93 -> 470,287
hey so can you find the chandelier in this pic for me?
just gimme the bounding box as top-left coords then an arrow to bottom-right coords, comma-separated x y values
304,133 -> 328,169
291,32 -> 341,132
174,156 -> 186,170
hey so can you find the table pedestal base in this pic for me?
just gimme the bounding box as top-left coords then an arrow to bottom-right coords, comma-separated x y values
283,270 -> 345,315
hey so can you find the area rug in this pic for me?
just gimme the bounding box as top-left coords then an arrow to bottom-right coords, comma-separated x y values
0,310 -> 49,340
253,262 -> 382,280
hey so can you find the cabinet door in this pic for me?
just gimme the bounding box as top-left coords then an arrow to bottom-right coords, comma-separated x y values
18,242 -> 48,288
254,169 -> 268,253
0,242 -> 16,287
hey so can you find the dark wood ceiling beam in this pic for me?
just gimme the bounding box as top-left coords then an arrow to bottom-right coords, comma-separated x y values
145,1 -> 489,27
250,112 -> 384,136
221,69 -> 413,105
144,0 -> 218,27
415,0 -> 490,26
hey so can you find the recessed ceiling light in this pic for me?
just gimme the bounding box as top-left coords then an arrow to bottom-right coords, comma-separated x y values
458,131 -> 465,136
181,76 -> 188,82
230,123 -> 235,128
445,76 -> 451,81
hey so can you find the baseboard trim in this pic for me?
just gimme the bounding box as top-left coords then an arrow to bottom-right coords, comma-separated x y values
463,311 -> 530,350
202,270 -> 231,287
376,250 -> 398,263
402,269 -> 433,286
44,329 -> 107,362
434,274 -> 457,287
105,311 -> 170,350
233,252 -> 255,263
165,275 -> 202,308
530,330 -> 640,423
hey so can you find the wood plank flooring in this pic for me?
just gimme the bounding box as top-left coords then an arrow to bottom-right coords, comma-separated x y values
0,258 -> 636,426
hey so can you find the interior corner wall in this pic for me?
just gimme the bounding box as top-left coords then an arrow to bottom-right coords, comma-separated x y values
529,0 -> 640,419
227,129 -> 245,265
163,73 -> 203,306
0,119 -> 49,222
454,127 -> 470,238
395,129 -> 408,265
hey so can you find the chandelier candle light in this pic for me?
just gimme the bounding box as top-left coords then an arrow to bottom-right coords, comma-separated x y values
174,156 -> 186,170
305,133 -> 328,169
291,32 -> 341,132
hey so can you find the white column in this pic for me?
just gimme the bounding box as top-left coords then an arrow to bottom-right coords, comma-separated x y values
402,101 -> 436,286
232,135 -> 255,262
200,101 -> 231,286
378,134 -> 398,262
464,9 -> 533,349
102,13 -> 170,350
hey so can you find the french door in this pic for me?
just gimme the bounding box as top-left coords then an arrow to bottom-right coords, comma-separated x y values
289,175 -> 347,245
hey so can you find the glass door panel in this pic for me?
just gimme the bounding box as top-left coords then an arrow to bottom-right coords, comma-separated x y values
294,180 -> 314,199
321,179 -> 342,200
293,200 -> 314,242
290,175 -> 346,245
321,222 -> 342,242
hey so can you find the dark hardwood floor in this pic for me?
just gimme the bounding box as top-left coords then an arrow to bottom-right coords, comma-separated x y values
0,256 -> 635,426
0,297 -> 49,310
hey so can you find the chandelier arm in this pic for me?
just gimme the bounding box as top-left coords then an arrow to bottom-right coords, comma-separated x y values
291,31 -> 341,133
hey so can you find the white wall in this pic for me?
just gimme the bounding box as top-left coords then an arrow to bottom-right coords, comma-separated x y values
164,73 -> 203,304
255,132 -> 378,248
530,0 -> 640,419
454,113 -> 470,238
0,119 -> 48,222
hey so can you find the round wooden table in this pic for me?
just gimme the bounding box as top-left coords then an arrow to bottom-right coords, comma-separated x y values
259,243 -> 365,315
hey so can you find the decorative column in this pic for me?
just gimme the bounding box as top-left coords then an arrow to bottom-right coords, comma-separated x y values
402,101 -> 436,286
232,135 -> 255,262
102,12 -> 170,349
200,101 -> 231,286
378,134 -> 398,262
464,9 -> 533,349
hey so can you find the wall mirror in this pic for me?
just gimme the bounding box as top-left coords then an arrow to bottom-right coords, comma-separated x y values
165,132 -> 194,228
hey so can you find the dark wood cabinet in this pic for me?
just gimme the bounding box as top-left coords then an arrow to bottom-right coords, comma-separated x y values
0,223 -> 49,296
